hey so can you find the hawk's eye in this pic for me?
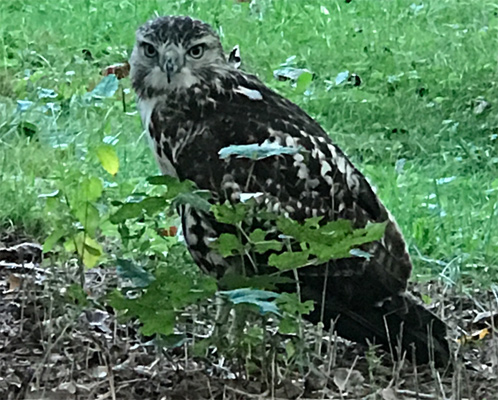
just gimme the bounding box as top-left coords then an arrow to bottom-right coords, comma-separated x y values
187,44 -> 205,59
143,43 -> 157,58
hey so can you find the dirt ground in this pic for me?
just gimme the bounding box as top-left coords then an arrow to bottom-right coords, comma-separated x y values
1,239 -> 497,400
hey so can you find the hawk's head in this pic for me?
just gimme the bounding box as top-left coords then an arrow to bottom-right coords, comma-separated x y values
130,16 -> 229,98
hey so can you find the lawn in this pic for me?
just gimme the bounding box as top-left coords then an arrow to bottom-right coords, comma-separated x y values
1,0 -> 498,398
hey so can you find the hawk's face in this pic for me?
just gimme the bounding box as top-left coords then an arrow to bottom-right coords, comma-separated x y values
130,16 -> 227,98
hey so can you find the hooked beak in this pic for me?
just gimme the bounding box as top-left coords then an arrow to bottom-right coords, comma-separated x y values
160,50 -> 181,84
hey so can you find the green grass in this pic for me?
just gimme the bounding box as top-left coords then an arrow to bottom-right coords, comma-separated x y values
1,0 -> 497,284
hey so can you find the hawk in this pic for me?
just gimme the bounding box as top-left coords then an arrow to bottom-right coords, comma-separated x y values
129,16 -> 449,365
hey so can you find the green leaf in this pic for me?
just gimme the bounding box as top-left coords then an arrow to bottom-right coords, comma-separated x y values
219,143 -> 302,160
313,221 -> 386,260
285,340 -> 296,358
422,294 -> 432,305
140,310 -> 176,336
43,229 -> 65,253
249,228 -> 283,253
248,229 -> 265,242
279,316 -> 299,334
212,203 -> 247,224
117,223 -> 130,243
116,259 -> 155,288
108,289 -> 177,335
64,238 -> 76,253
219,288 -> 281,315
80,177 -> 103,202
277,293 -> 314,315
107,289 -> 130,311
308,242 -> 344,260
192,338 -> 211,357
277,293 -> 314,334
108,266 -> 216,337
276,217 -> 310,242
65,283 -> 89,306
71,233 -> 103,268
84,243 -> 102,256
140,196 -> 167,215
268,250 -> 310,270
303,216 -> 325,229
110,202 -> 143,224
295,71 -> 313,94
103,121 -> 112,136
73,202 -> 100,236
211,233 -> 244,257
253,240 -> 283,254
146,175 -> 172,185
97,144 -> 119,176
146,175 -> 195,198
172,191 -> 211,212
274,217 -> 385,263
277,217 -> 351,245
44,196 -> 60,212
353,221 -> 387,242
110,196 -> 168,224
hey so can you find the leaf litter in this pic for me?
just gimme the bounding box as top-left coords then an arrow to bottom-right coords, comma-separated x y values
1,233 -> 498,399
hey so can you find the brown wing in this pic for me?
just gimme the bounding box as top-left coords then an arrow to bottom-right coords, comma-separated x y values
149,71 -> 412,300
146,69 -> 451,367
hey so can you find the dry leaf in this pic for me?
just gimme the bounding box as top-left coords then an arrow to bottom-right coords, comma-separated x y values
102,62 -> 130,79
7,273 -> 22,292
92,365 -> 108,378
458,328 -> 490,344
333,367 -> 364,392
158,226 -> 178,237
381,387 -> 398,400
57,381 -> 77,394
473,97 -> 491,115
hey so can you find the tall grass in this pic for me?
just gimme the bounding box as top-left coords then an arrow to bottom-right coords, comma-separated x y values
0,0 -> 497,283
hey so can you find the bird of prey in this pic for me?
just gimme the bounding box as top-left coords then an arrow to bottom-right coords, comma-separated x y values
129,15 -> 449,366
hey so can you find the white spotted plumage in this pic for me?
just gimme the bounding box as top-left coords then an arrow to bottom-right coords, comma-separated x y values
129,15 -> 450,366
